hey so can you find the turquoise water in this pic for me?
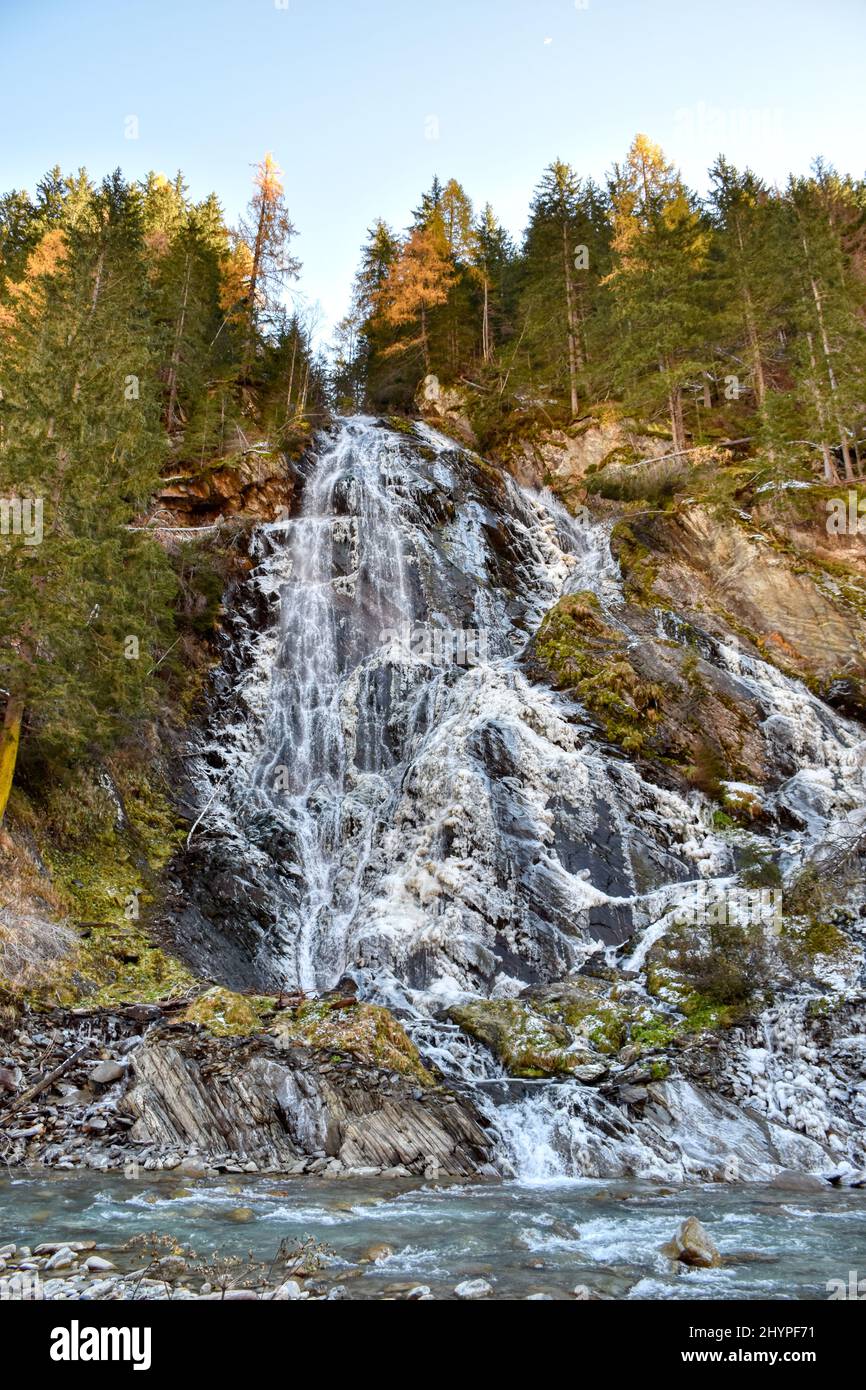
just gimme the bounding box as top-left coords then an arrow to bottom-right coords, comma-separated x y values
1,1173 -> 864,1299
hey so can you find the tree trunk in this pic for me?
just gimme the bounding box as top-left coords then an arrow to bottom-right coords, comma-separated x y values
668,381 -> 686,455
481,278 -> 491,363
808,273 -> 855,480
799,223 -> 855,481
0,692 -> 24,826
805,330 -> 840,483
243,200 -> 269,373
166,254 -> 192,431
284,334 -> 298,424
420,304 -> 430,371
561,222 -> 579,418
734,218 -> 767,406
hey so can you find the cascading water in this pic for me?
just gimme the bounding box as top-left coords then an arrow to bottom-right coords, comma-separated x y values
180,417 -> 866,1181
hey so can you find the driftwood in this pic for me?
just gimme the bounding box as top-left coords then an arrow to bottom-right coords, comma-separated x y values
0,1045 -> 89,1122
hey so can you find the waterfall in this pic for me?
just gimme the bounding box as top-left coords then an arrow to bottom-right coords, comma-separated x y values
183,416 -> 866,1180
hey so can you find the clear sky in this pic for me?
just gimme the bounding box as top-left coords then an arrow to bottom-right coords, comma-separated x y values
2,0 -> 865,343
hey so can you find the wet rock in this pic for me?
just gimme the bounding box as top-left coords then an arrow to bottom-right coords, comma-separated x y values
617,1085 -> 649,1106
228,1208 -> 255,1223
445,999 -> 594,1079
121,1029 -> 493,1177
768,1169 -> 828,1193
661,1216 -> 721,1269
454,1278 -> 493,1299
359,1243 -> 394,1264
88,1061 -> 125,1085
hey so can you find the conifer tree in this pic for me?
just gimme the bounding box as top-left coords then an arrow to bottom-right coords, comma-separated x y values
605,135 -> 711,452
372,225 -> 456,374
238,154 -> 300,374
0,172 -> 174,817
519,161 -> 605,416
473,203 -> 515,363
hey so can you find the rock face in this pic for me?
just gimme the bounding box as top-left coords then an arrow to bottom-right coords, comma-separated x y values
415,374 -> 477,447
122,1029 -> 493,1176
616,506 -> 866,685
495,416 -> 669,489
156,416 -> 866,1179
157,444 -> 299,526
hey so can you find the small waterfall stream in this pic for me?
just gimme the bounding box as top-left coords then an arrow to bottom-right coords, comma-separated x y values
185,417 -> 866,1180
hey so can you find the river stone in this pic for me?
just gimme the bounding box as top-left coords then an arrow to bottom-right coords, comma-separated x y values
272,1279 -> 303,1300
88,1061 -> 125,1085
768,1169 -> 828,1192
359,1243 -> 394,1263
454,1278 -> 493,1299
45,1247 -> 76,1270
661,1216 -> 721,1268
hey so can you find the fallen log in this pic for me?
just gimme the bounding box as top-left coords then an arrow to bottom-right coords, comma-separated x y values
0,1045 -> 89,1121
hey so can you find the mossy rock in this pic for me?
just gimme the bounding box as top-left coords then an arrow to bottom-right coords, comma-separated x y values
272,999 -> 434,1086
446,998 -> 589,1078
531,591 -> 664,755
182,986 -> 272,1037
24,921 -> 197,1010
526,978 -> 676,1056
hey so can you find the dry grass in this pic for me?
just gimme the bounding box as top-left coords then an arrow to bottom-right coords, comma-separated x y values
0,832 -> 75,992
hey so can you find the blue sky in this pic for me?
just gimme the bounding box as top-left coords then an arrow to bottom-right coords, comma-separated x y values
2,0 -> 865,342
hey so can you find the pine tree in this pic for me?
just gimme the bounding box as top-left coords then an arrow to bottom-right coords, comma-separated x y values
0,172 -> 175,818
605,135 -> 711,452
473,203 -> 515,363
237,154 -> 300,374
785,170 -> 866,480
371,225 -> 456,374
519,161 -> 607,416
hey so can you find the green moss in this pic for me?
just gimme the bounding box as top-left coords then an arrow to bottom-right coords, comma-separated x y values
273,999 -> 434,1086
20,920 -> 196,1011
631,1016 -> 679,1052
7,765 -> 193,1012
386,414 -> 418,435
538,994 -> 627,1054
610,522 -> 667,607
680,994 -> 740,1032
534,591 -> 664,755
783,919 -> 848,962
183,986 -> 273,1036
446,999 -> 585,1078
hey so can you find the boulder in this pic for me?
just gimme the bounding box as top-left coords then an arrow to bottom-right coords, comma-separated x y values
454,1278 -> 492,1299
661,1216 -> 721,1268
88,1060 -> 125,1085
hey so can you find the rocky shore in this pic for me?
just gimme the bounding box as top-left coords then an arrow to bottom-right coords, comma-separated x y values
0,1004 -> 496,1179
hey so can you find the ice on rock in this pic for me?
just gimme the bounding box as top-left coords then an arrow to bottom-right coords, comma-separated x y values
179,417 -> 866,1180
